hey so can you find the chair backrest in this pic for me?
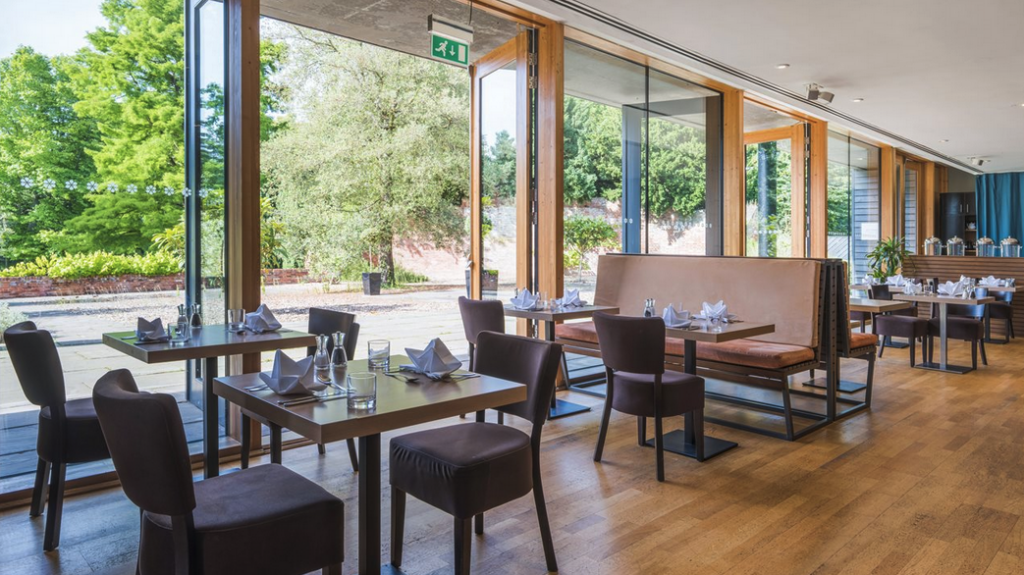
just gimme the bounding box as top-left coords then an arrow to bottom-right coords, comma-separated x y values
93,369 -> 197,517
592,312 -> 666,375
474,331 -> 561,427
458,297 -> 506,345
307,308 -> 359,358
3,321 -> 66,408
869,285 -> 893,301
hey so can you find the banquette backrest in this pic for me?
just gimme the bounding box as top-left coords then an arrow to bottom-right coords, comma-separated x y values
593,254 -> 823,350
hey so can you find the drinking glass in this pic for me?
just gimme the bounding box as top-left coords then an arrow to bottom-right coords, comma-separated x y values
367,340 -> 390,371
227,309 -> 245,331
347,372 -> 377,410
538,291 -> 548,310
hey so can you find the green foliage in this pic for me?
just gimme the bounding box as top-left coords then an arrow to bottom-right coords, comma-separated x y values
866,237 -> 913,281
0,251 -> 181,280
482,131 -> 516,200
262,29 -> 469,286
0,302 -> 28,335
827,161 -> 852,235
563,96 -> 621,204
745,141 -> 793,257
0,47 -> 99,262
564,215 -> 617,281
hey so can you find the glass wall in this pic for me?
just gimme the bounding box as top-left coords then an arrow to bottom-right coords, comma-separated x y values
743,101 -> 803,257
480,60 -> 520,301
563,41 -> 720,301
903,162 -> 919,254
827,131 -> 881,280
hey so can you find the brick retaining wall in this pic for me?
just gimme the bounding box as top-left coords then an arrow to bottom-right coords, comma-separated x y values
0,269 -> 310,299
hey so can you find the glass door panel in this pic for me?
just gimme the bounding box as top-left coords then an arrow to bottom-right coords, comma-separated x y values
743,101 -> 804,257
903,160 -> 920,254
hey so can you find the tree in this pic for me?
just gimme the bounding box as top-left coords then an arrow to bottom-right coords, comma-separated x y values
564,215 -> 617,281
0,48 -> 99,262
262,28 -> 469,286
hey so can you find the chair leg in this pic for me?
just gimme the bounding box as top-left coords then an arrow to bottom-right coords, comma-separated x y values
346,439 -> 359,472
30,458 -> 50,517
497,413 -> 504,425
593,394 -> 613,462
532,464 -> 558,573
43,462 -> 66,551
980,339 -> 988,366
865,353 -> 876,408
474,512 -> 484,535
317,443 -> 327,455
322,564 -> 341,575
693,410 -> 705,462
654,413 -> 665,482
877,340 -> 885,358
972,340 -> 978,370
909,338 -> 916,367
454,517 -> 473,575
391,488 -> 406,567
240,414 -> 251,470
637,417 -> 646,447
782,387 -> 795,441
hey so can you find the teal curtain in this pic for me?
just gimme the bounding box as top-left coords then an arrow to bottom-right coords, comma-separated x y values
977,173 -> 1024,241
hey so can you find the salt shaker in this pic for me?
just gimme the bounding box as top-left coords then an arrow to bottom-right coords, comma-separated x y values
189,303 -> 202,329
330,331 -> 348,388
314,334 -> 331,384
643,298 -> 656,318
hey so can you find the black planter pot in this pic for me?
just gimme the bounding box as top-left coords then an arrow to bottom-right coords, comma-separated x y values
464,269 -> 499,298
362,272 -> 382,295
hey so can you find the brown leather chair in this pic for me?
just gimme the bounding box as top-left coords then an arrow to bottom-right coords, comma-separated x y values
389,331 -> 560,575
592,312 -> 705,482
241,307 -> 359,471
93,369 -> 344,575
928,300 -> 988,369
4,321 -> 110,551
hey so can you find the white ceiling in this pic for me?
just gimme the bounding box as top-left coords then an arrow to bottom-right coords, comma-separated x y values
517,0 -> 1024,173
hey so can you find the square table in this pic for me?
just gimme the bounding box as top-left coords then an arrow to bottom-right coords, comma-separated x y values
503,304 -> 619,419
660,320 -> 775,460
892,293 -> 995,374
213,356 -> 525,575
103,326 -> 316,478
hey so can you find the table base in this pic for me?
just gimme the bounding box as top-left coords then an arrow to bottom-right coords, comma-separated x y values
914,362 -> 973,375
549,398 -> 591,420
644,430 -> 737,460
803,377 -> 868,394
883,339 -> 910,349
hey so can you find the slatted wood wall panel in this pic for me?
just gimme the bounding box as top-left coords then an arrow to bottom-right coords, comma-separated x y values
906,255 -> 1023,337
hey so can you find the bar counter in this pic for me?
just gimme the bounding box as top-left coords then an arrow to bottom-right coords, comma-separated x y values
905,255 -> 1022,338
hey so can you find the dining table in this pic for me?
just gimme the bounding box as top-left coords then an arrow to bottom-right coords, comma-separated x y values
503,304 -> 619,419
212,356 -> 525,575
102,325 -> 316,478
661,319 -> 775,460
892,292 -> 995,374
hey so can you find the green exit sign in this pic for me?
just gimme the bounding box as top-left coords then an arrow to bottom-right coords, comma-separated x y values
430,33 -> 469,66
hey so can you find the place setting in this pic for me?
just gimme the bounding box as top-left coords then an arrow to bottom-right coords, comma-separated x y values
385,338 -> 479,383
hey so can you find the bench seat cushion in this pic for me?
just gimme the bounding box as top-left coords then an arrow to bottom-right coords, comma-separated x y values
849,333 -> 879,349
556,321 -> 815,370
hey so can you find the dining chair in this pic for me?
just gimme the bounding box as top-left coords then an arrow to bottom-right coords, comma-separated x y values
987,290 -> 1014,342
240,307 -> 359,471
389,331 -> 561,575
4,321 -> 110,551
93,369 -> 344,575
457,296 -> 506,424
928,298 -> 988,369
591,312 -> 705,482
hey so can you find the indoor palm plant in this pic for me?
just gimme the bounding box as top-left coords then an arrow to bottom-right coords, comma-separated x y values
866,237 -> 913,281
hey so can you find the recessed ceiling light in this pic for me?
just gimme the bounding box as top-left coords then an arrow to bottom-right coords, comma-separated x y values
776,63 -> 790,69
851,98 -> 865,102
940,139 -> 950,143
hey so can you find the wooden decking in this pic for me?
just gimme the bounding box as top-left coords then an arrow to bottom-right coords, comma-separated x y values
3,339 -> 1024,575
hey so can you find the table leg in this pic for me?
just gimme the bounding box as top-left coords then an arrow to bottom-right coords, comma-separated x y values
358,434 -> 381,575
544,318 -> 590,420
917,302 -> 972,374
202,356 -> 219,479
648,340 -> 737,460
269,424 -> 282,465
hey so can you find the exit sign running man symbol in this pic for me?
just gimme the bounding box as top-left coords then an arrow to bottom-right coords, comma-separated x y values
430,34 -> 469,66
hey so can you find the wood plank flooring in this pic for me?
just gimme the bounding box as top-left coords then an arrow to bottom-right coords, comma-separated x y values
3,339 -> 1024,575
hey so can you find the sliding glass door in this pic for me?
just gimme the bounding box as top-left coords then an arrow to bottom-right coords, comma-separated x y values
827,131 -> 881,280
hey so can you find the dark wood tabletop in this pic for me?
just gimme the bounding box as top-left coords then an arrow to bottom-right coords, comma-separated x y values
503,304 -> 619,322
665,321 -> 775,343
212,356 -> 527,444
102,325 -> 316,363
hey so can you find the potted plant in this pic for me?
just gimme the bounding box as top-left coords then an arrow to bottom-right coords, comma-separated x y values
866,237 -> 913,282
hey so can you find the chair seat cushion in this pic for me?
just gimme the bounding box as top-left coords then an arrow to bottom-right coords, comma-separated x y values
140,464 -> 344,575
390,422 -> 532,519
849,332 -> 879,349
928,317 -> 983,340
611,371 -> 704,417
874,315 -> 929,339
38,398 -> 109,463
695,340 -> 815,370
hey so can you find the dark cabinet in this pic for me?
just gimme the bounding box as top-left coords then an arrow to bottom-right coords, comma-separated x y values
940,192 -> 977,248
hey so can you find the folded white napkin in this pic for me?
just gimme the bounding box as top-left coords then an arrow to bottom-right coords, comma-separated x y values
661,305 -> 691,328
979,275 -> 1004,287
136,318 -> 170,342
937,280 -> 965,297
886,274 -> 905,287
510,289 -> 539,310
554,289 -> 587,308
245,304 -> 282,333
259,350 -> 325,395
700,300 -> 729,320
402,338 -> 462,379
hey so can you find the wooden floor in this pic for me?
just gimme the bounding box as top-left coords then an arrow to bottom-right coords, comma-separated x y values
3,339 -> 1024,575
